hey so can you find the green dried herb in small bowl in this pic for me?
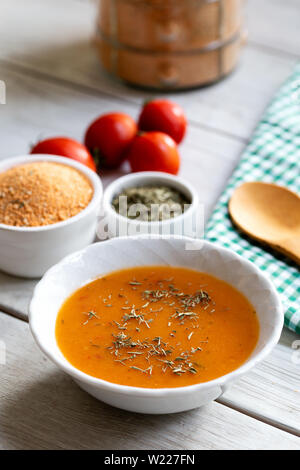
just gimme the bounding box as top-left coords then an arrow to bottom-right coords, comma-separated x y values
112,185 -> 191,222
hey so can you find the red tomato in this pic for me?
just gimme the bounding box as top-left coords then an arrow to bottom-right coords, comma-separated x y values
31,137 -> 96,172
127,132 -> 180,175
138,99 -> 187,144
84,113 -> 137,169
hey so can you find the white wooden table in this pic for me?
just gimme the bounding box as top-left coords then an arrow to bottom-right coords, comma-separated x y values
0,0 -> 299,450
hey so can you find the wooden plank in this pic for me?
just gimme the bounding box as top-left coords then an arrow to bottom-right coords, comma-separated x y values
220,327 -> 300,436
0,0 -> 297,141
0,271 -> 35,321
246,0 -> 300,57
1,312 -> 299,450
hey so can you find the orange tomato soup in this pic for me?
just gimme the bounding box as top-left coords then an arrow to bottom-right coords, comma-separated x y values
56,266 -> 259,388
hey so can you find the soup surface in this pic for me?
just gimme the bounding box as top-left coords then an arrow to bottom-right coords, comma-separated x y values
56,266 -> 259,388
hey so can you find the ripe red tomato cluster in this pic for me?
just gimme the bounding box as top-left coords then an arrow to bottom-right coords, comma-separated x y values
31,99 -> 187,175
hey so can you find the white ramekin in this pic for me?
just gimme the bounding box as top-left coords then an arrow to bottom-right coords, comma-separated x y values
0,155 -> 103,278
99,172 -> 200,240
29,235 -> 283,414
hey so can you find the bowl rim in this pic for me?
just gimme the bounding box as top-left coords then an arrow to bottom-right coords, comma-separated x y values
0,154 -> 103,232
29,235 -> 284,398
103,171 -> 199,226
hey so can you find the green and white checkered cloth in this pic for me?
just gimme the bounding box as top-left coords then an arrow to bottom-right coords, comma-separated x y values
205,65 -> 300,335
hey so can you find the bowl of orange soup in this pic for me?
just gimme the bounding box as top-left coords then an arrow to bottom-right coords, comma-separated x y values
29,236 -> 283,414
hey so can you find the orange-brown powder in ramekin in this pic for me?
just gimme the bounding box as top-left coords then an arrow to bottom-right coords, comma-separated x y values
0,161 -> 93,227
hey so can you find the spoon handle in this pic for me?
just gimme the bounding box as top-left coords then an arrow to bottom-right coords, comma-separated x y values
276,237 -> 300,265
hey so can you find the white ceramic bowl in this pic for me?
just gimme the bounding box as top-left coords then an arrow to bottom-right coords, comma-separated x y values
100,172 -> 200,240
29,236 -> 283,414
0,155 -> 102,278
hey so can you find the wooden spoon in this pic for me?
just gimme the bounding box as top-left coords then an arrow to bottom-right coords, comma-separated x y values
229,182 -> 300,265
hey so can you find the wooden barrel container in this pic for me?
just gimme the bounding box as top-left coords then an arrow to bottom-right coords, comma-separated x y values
96,0 -> 245,89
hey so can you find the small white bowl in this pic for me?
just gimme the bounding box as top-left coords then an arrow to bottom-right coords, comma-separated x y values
29,236 -> 283,414
0,155 -> 103,278
99,172 -> 200,240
